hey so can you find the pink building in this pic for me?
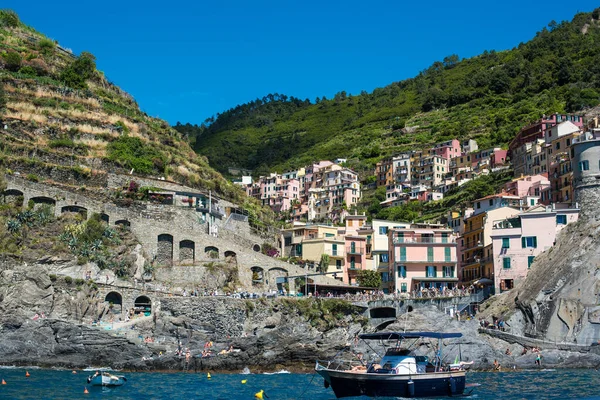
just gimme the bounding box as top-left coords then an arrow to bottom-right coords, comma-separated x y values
490,204 -> 579,293
388,224 -> 458,294
503,174 -> 550,198
432,139 -> 461,160
490,149 -> 508,169
246,173 -> 300,213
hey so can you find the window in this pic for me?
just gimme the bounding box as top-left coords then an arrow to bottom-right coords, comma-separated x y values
530,198 -> 535,206
503,257 -> 511,269
521,236 -> 538,248
379,226 -> 388,235
556,215 -> 567,225
528,256 -> 535,269
350,242 -> 356,253
399,247 -> 407,262
296,244 -> 302,256
502,238 -> 510,249
401,282 -> 407,293
381,272 -> 389,282
441,232 -> 448,243
332,243 -> 338,256
396,232 -> 404,243
427,247 -> 434,262
379,253 -> 389,263
444,247 -> 452,262
443,266 -> 454,278
426,266 -> 437,277
350,257 -> 356,269
579,160 -> 589,171
489,199 -> 494,206
325,233 -> 334,238
555,142 -> 560,150
336,259 -> 342,270
397,265 -> 407,278
477,202 -> 481,209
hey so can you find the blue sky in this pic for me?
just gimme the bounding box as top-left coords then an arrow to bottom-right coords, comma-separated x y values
5,1 -> 599,124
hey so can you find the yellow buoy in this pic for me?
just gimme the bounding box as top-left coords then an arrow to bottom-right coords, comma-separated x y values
255,389 -> 268,399
84,387 -> 89,394
241,379 -> 247,384
72,370 -> 77,374
207,373 -> 211,379
25,371 -> 30,377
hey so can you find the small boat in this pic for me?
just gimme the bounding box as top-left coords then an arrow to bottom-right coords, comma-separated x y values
86,371 -> 127,387
315,331 -> 474,398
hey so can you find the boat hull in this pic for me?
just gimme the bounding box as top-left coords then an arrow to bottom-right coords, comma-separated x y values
316,368 -> 466,398
88,374 -> 126,387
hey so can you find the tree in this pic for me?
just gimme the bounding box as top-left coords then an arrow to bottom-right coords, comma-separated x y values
319,254 -> 330,273
60,51 -> 97,89
443,54 -> 459,69
356,270 -> 382,288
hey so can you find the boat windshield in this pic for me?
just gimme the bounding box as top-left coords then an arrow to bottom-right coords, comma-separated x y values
384,348 -> 412,356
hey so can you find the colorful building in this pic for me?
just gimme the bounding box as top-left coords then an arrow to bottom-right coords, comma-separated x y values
388,224 -> 458,294
490,204 -> 579,292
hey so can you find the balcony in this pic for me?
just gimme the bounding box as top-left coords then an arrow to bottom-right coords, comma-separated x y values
395,259 -> 457,264
393,237 -> 456,245
346,245 -> 365,255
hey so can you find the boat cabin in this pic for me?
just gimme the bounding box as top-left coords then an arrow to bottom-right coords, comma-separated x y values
367,348 -> 436,375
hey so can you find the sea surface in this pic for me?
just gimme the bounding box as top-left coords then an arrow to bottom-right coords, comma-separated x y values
0,367 -> 599,399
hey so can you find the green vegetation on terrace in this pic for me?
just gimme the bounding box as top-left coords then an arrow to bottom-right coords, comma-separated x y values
181,9 -> 600,176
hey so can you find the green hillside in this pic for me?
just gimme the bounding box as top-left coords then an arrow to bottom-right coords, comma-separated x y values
0,10 -> 257,204
182,9 -> 600,176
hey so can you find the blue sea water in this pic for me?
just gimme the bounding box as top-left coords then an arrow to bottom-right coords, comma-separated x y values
0,367 -> 599,400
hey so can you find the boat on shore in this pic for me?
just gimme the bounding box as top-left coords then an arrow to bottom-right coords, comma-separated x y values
315,331 -> 474,398
86,370 -> 127,387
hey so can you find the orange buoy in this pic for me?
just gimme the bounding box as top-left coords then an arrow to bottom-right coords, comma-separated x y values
1,379 -> 6,385
84,387 -> 89,394
25,371 -> 30,377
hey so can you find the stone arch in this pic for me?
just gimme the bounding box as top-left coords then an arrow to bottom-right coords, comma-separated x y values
100,213 -> 110,224
252,244 -> 261,252
157,234 -> 174,265
2,189 -> 24,206
407,305 -> 414,313
29,196 -> 56,211
224,250 -> 237,259
115,219 -> 131,228
134,295 -> 152,315
369,307 -> 396,319
204,246 -> 219,259
179,240 -> 195,264
104,291 -> 123,314
61,205 -> 88,219
251,266 -> 265,286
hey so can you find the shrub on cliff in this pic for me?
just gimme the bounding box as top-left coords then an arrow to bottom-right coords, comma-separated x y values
60,51 -> 96,89
107,136 -> 166,175
0,9 -> 19,28
3,51 -> 22,72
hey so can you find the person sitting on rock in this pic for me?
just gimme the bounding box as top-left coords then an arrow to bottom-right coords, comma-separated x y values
505,348 -> 512,356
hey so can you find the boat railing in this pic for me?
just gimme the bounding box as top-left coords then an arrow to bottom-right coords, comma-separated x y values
316,359 -> 367,371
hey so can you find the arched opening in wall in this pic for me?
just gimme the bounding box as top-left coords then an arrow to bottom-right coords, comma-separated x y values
2,189 -> 24,207
251,266 -> 264,286
61,205 -> 88,220
204,246 -> 219,259
370,307 -> 397,319
224,250 -> 237,263
407,306 -> 413,313
100,213 -> 110,224
157,234 -> 174,266
268,267 -> 288,292
252,244 -> 261,252
29,196 -> 56,213
104,291 -> 123,315
115,219 -> 131,228
179,240 -> 195,264
134,295 -> 152,316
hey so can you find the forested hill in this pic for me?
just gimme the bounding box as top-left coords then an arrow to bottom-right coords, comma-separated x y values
179,9 -> 600,176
